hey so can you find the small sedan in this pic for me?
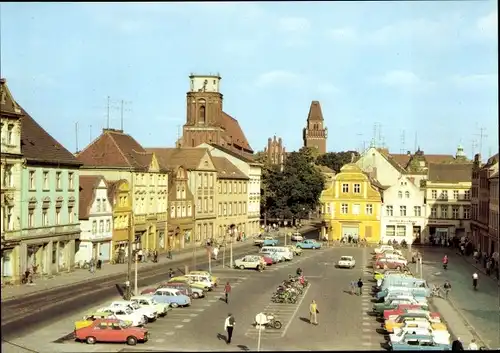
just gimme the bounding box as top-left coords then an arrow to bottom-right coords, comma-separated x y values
337,256 -> 356,269
75,319 -> 148,345
291,232 -> 304,242
262,255 -> 274,266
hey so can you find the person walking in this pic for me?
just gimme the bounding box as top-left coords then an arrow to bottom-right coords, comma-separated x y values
224,282 -> 231,304
213,246 -> 219,260
467,339 -> 478,350
357,278 -> 364,296
167,246 -> 172,260
309,300 -> 318,325
350,280 -> 356,295
452,337 -> 464,350
443,280 -> 452,299
224,313 -> 235,344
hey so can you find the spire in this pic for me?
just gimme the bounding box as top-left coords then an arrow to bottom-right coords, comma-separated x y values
307,100 -> 324,121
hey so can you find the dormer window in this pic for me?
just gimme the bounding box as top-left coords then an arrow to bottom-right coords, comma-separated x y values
7,124 -> 14,145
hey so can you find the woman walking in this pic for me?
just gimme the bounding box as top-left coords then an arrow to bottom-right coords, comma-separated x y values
309,300 -> 318,325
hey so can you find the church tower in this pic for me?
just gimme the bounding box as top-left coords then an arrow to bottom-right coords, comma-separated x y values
182,73 -> 225,147
303,100 -> 327,154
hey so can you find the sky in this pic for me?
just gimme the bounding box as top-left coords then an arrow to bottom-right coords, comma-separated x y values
1,1 -> 498,158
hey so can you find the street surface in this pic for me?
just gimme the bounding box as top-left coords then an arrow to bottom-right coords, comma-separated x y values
413,246 -> 500,348
2,231 -> 385,352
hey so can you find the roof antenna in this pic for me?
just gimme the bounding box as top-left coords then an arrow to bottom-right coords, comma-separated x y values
75,122 -> 79,153
89,124 -> 92,143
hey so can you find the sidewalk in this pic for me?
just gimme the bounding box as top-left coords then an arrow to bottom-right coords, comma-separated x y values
460,253 -> 500,287
1,225 -> 316,301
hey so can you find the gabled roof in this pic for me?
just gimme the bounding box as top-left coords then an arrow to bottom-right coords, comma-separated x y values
221,112 -> 253,153
388,153 -> 411,169
20,107 -> 82,166
424,154 -> 455,164
77,129 -> 157,171
145,147 -> 215,171
307,101 -> 324,121
428,163 -> 472,183
203,142 -> 260,165
375,149 -> 407,174
0,78 -> 23,117
211,156 -> 249,180
105,179 -> 128,207
79,175 -> 104,219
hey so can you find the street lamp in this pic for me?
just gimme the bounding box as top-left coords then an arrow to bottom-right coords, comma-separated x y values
229,224 -> 236,268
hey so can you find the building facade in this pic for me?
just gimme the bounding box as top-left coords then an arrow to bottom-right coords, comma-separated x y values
488,170 -> 498,256
303,100 -> 327,154
1,79 -> 24,283
264,135 -> 286,170
423,163 -> 472,244
320,164 -> 383,243
76,176 -> 113,264
197,143 -> 262,236
212,156 -> 249,241
148,147 -> 217,246
106,179 -> 133,261
77,129 -> 169,253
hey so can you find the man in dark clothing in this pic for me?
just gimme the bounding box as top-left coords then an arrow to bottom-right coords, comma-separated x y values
452,337 -> 464,350
224,282 -> 231,304
357,278 -> 364,296
224,313 -> 235,344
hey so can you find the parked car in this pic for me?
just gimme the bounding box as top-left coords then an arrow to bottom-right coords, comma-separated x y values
163,282 -> 204,299
96,306 -> 146,327
291,232 -> 304,241
149,288 -> 191,308
74,312 -> 117,330
390,327 -> 450,346
74,319 -> 148,346
108,301 -> 157,322
262,237 -> 279,247
234,255 -> 266,270
390,333 -> 451,350
385,312 -> 444,333
130,296 -> 170,317
383,304 -> 431,320
296,239 -> 322,249
374,245 -> 394,254
169,276 -> 210,291
337,256 -> 356,269
374,258 -> 407,270
286,244 -> 302,256
393,320 -> 450,338
188,271 -> 218,286
261,255 -> 274,266
373,297 -> 427,315
183,274 -> 215,290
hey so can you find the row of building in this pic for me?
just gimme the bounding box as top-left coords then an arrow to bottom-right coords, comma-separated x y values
1,76 -> 264,283
320,145 -> 498,256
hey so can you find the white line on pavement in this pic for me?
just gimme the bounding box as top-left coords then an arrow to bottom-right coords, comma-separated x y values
189,313 -> 198,317
362,328 -> 371,332
208,299 -> 218,303
193,308 -> 205,311
165,332 -> 175,336
155,338 -> 165,343
362,316 -> 371,321
280,284 -> 311,338
175,325 -> 184,328
362,322 -> 371,326
182,319 -> 191,323
362,342 -> 372,346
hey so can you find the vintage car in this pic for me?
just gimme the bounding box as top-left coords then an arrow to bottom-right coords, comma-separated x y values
377,286 -> 430,300
74,312 -> 118,330
234,255 -> 266,270
383,305 -> 431,320
262,255 -> 274,266
374,245 -> 394,254
373,297 -> 427,315
385,313 -> 445,333
390,333 -> 451,350
374,258 -> 407,270
290,232 -> 304,241
149,288 -> 191,308
74,318 -> 148,345
188,271 -> 218,286
374,269 -> 409,281
262,237 -> 279,247
286,245 -> 302,256
130,296 -> 170,317
390,326 -> 450,345
108,301 -> 157,322
163,282 -> 204,299
183,274 -> 215,289
337,256 -> 356,269
96,306 -> 146,327
296,239 -> 322,249
260,250 -> 283,263
169,276 -> 210,291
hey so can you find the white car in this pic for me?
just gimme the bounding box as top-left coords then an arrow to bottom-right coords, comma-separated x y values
108,300 -> 157,322
234,255 -> 266,270
291,232 -> 304,241
375,245 -> 394,254
337,256 -> 356,269
131,296 -> 171,317
97,306 -> 146,327
391,326 -> 450,345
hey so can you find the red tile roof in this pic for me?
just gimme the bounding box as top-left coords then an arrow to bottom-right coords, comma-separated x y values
424,154 -> 455,164
79,175 -> 104,219
145,147 -> 215,171
307,101 -> 324,121
389,154 -> 412,168
428,163 -> 473,183
221,112 -> 253,153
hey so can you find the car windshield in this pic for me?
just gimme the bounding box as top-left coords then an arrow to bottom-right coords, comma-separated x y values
120,321 -> 132,328
129,302 -> 140,309
340,257 -> 352,261
124,308 -> 133,315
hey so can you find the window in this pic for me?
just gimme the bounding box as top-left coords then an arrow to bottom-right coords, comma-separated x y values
244,183 -> 247,193
96,199 -> 101,212
204,198 -> 208,212
27,208 -> 35,227
431,190 -> 437,199
7,124 -> 14,144
68,172 -> 74,190
465,190 -> 471,200
440,190 -> 448,200
29,170 -> 36,189
399,206 -> 406,216
170,205 -> 175,218
405,191 -> 410,198
106,220 -> 111,232
176,205 -> 181,217
218,203 -> 222,216
3,165 -> 12,187
102,199 -> 107,212
99,220 -> 104,233
69,206 -> 74,223
386,225 -> 395,236
386,206 -> 393,216
187,204 -> 192,216
43,171 -> 49,189
42,209 -> 48,226
396,225 -> 406,237
56,172 -> 62,189
453,190 -> 459,200
209,197 -> 213,212
341,203 -> 348,214
55,208 -> 61,225
414,206 -> 421,217
366,204 -> 373,215
218,182 -> 222,193
398,191 -> 402,199
223,203 -> 227,216
204,173 -> 208,188
182,205 -> 186,217
3,206 -> 13,230
452,207 -> 459,219
228,203 -> 232,216
342,184 -> 349,193
463,207 -> 470,219
223,182 -> 227,193
353,184 -> 360,193
352,204 -> 360,215
440,206 -> 448,218
431,207 -> 437,218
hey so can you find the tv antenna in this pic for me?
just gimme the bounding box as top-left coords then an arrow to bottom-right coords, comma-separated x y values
474,127 -> 487,159
119,100 -> 132,131
400,130 -> 406,154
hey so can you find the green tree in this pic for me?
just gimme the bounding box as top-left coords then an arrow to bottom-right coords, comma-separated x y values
261,147 -> 325,223
315,151 -> 359,173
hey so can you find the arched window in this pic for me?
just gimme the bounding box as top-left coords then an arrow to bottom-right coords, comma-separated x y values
405,191 -> 410,198
398,191 -> 403,198
199,105 -> 206,124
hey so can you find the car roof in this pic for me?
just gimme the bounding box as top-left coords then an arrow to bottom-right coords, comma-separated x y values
340,256 -> 354,259
131,296 -> 149,300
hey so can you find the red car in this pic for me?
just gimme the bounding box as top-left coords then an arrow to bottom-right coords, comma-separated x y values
374,258 -> 405,270
262,256 -> 273,266
383,305 -> 434,320
75,319 -> 148,345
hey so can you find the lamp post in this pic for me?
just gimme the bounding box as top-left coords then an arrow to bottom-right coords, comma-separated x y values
229,224 -> 235,269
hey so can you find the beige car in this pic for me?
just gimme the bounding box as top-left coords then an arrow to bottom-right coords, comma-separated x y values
286,245 -> 302,256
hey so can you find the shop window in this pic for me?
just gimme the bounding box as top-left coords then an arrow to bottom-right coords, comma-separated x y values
396,225 -> 406,237
386,225 -> 395,236
52,246 -> 57,264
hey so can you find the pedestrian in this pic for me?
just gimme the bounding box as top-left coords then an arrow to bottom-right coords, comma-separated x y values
137,248 -> 143,262
224,313 -> 235,344
213,246 -> 219,260
167,246 -> 172,260
224,281 -> 231,304
350,280 -> 356,295
468,339 -> 478,350
357,278 -> 364,296
443,280 -> 451,299
89,258 -> 96,274
452,337 -> 464,351
309,300 -> 318,325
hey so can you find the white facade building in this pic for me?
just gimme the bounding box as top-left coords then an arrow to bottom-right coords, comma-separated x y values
76,176 -> 113,264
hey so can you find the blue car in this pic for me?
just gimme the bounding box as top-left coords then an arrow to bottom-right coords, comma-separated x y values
262,237 -> 279,247
296,239 -> 321,249
391,334 -> 451,350
150,288 -> 191,308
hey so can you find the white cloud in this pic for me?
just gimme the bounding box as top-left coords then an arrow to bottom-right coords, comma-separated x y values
254,70 -> 301,87
316,83 -> 340,95
477,11 -> 497,39
277,17 -> 311,32
451,74 -> 497,88
327,27 -> 357,42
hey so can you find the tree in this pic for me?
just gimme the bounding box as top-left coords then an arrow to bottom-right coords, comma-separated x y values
261,147 -> 325,223
315,151 -> 359,173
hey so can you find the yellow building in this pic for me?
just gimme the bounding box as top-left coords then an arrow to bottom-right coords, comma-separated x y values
106,179 -> 133,262
320,163 -> 383,243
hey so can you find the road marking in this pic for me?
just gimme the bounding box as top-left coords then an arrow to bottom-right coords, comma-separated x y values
165,332 -> 175,336
155,338 -> 165,343
193,308 -> 205,311
189,313 -> 198,317
362,322 -> 371,326
362,342 -> 372,346
175,325 -> 184,328
182,318 -> 191,323
362,328 -> 371,332
280,283 -> 311,338
208,299 -> 218,303
362,316 -> 371,321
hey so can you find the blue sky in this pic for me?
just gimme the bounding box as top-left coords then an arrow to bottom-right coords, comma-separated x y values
1,1 -> 497,157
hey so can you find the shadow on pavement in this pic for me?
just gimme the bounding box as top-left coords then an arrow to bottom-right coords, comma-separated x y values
299,317 -> 310,324
380,342 -> 390,350
53,331 -> 75,343
237,345 -> 250,351
216,333 -> 227,342
376,328 -> 387,335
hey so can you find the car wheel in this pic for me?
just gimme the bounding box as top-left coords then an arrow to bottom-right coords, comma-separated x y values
396,266 -> 401,271
170,302 -> 179,308
192,292 -> 200,299
86,336 -> 97,345
239,265 -> 245,270
126,336 -> 138,346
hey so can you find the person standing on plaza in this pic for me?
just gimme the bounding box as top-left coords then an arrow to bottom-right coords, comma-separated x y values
224,313 -> 235,344
213,246 -> 219,260
309,300 -> 318,325
350,280 -> 356,295
443,280 -> 452,299
467,339 -> 478,350
452,337 -> 464,350
357,278 -> 364,296
224,281 -> 231,304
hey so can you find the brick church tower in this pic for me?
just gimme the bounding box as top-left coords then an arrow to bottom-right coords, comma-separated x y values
303,100 -> 327,154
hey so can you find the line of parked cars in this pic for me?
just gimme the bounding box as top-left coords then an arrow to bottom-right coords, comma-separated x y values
73,270 -> 218,346
369,245 -> 452,351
